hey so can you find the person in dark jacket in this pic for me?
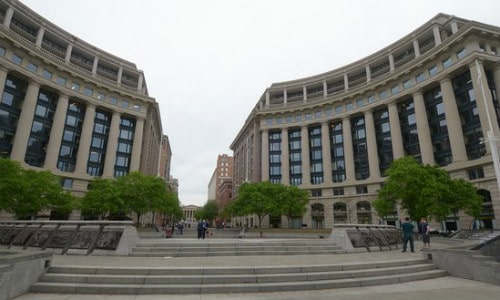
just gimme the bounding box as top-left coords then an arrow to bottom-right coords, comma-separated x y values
401,217 -> 415,252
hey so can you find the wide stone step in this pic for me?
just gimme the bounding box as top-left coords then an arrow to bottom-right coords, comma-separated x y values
30,258 -> 447,294
130,241 -> 347,257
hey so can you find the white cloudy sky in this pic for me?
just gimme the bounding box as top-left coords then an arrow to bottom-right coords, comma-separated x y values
21,0 -> 500,206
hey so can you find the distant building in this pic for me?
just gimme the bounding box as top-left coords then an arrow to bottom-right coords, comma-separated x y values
182,204 -> 200,228
231,13 -> 499,230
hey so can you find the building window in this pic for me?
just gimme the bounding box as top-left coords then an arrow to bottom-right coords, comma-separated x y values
442,57 -> 452,69
0,46 -> 5,56
357,99 -> 365,107
467,167 -> 484,180
57,76 -> 67,86
121,100 -> 129,108
333,187 -> 344,196
457,48 -> 467,60
429,65 -> 438,76
403,79 -> 413,89
305,113 -> 312,121
356,185 -> 368,194
379,90 -> 388,100
27,62 -> 38,73
97,93 -> 106,101
311,189 -> 322,197
110,97 -> 118,104
346,102 -> 354,111
266,117 -> 273,125
367,95 -> 375,104
416,73 -> 425,83
11,53 -> 22,65
335,105 -> 343,114
61,178 -> 73,188
84,87 -> 93,96
391,85 -> 400,95
42,69 -> 53,80
71,82 -> 80,91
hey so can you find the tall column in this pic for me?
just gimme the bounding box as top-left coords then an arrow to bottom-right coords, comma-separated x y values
388,103 -> 405,159
0,67 -> 8,98
10,82 -> 40,162
265,91 -> 270,107
440,78 -> 467,162
303,86 -> 307,103
103,112 -> 121,178
323,81 -> 328,99
388,54 -> 395,72
413,92 -> 434,165
433,26 -> 442,46
35,28 -> 45,48
473,61 -> 500,140
117,67 -> 123,84
137,73 -> 144,92
365,65 -> 371,82
3,7 -> 13,28
321,122 -> 332,183
130,117 -> 144,172
261,129 -> 269,181
342,117 -> 355,182
364,110 -> 380,178
344,74 -> 349,91
281,127 -> 290,185
92,56 -> 99,76
44,94 -> 69,169
300,126 -> 311,186
74,104 -> 96,174
413,39 -> 421,57
283,90 -> 288,106
65,44 -> 73,63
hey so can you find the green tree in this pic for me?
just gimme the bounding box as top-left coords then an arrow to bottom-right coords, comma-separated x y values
277,185 -> 309,226
0,158 -> 69,219
80,178 -> 122,219
230,181 -> 309,228
375,157 -> 482,221
116,172 -> 171,226
195,199 -> 218,223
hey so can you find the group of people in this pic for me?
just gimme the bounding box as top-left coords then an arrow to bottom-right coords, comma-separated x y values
400,217 -> 431,252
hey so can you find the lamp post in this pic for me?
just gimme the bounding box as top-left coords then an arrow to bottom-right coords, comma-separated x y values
475,59 -> 500,197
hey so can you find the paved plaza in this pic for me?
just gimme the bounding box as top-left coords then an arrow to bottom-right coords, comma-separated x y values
11,238 -> 500,300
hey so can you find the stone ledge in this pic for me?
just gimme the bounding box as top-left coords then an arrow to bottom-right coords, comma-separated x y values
0,250 -> 52,300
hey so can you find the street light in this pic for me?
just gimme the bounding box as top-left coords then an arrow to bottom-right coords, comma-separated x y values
476,59 -> 500,204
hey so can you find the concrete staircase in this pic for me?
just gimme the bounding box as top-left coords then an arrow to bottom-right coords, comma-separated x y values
130,240 -> 346,257
30,258 -> 446,294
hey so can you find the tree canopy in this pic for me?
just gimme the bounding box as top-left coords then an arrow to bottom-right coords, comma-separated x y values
80,171 -> 181,225
194,199 -> 218,223
374,156 -> 482,221
0,158 -> 74,219
229,181 -> 309,228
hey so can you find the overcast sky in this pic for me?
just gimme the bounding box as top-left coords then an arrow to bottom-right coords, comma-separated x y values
21,0 -> 500,207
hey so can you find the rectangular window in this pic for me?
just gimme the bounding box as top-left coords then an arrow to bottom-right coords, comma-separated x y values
61,178 -> 73,188
403,79 -> 413,89
27,62 -> 38,73
84,87 -> 93,96
42,69 -> 53,80
311,189 -> 322,197
295,114 -> 302,122
71,82 -> 80,91
457,48 -> 467,60
442,57 -> 452,69
11,53 -> 22,65
335,105 -> 343,114
57,76 -> 67,86
97,93 -> 106,101
110,97 -> 118,104
333,187 -> 344,196
467,167 -> 484,180
356,185 -> 368,194
356,99 -> 365,107
266,118 -> 273,125
416,73 -> 425,83
429,65 -> 438,76
367,95 -> 375,104
379,90 -> 388,100
391,85 -> 400,95
346,102 -> 354,111
0,46 -> 5,56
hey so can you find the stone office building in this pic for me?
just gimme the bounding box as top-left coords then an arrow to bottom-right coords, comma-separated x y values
0,0 -> 164,218
231,13 -> 500,230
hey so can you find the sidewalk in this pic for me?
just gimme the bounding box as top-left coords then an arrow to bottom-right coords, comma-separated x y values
13,239 -> 500,300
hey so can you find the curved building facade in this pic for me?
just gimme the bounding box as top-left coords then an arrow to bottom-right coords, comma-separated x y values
231,13 -> 500,230
0,0 -> 163,206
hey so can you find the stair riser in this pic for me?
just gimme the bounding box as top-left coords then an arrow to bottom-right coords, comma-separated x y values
30,270 -> 447,294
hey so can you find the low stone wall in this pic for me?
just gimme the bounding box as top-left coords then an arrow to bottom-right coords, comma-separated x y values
330,224 -> 401,252
424,247 -> 500,285
0,250 -> 52,300
0,221 -> 138,256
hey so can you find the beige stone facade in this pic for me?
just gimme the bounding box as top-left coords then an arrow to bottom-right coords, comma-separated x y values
0,0 -> 163,217
231,13 -> 500,230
